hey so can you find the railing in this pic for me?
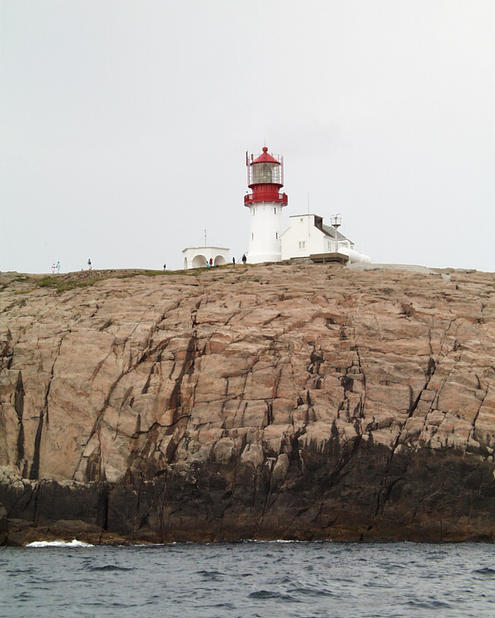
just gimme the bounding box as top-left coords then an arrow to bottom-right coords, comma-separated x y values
244,192 -> 288,205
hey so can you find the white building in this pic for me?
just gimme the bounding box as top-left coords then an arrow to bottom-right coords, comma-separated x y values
182,246 -> 230,270
280,214 -> 371,264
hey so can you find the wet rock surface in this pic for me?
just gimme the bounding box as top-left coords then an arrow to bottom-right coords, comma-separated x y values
0,264 -> 494,544
0,502 -> 7,545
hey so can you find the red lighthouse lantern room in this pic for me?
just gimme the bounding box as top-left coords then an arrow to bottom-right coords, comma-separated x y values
244,147 -> 288,206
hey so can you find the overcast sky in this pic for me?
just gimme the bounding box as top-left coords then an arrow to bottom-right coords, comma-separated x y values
1,0 -> 494,273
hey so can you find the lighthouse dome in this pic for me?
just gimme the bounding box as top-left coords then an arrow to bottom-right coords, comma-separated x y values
251,147 -> 281,165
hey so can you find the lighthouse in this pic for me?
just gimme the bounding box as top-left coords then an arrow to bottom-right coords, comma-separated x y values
244,146 -> 288,263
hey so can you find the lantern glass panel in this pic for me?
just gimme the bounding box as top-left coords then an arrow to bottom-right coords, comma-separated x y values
251,162 -> 281,184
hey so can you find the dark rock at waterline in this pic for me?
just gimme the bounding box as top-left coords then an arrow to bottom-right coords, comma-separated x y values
2,444 -> 495,544
0,502 -> 7,545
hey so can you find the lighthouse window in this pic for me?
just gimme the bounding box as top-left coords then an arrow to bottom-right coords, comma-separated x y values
251,162 -> 282,185
274,207 -> 277,214
275,232 -> 278,239
299,241 -> 306,249
252,163 -> 273,184
251,233 -> 254,240
262,163 -> 272,182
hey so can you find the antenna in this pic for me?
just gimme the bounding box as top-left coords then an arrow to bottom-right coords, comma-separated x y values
331,213 -> 342,253
307,193 -> 310,245
246,151 -> 250,185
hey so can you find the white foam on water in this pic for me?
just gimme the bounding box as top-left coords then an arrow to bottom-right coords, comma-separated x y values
243,539 -> 306,544
26,538 -> 94,548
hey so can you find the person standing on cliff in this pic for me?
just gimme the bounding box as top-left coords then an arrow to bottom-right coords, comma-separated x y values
56,260 -> 61,274
232,257 -> 236,267
242,254 -> 247,265
88,258 -> 92,271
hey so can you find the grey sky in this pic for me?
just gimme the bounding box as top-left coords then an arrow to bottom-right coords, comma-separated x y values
1,0 -> 494,273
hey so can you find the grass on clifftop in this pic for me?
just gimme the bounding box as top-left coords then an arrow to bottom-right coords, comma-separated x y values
35,269 -> 180,292
5,265 -> 241,295
36,275 -> 102,293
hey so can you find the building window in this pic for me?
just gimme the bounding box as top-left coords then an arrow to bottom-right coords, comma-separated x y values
251,233 -> 254,240
274,207 -> 277,214
300,218 -> 303,222
275,232 -> 278,239
252,208 -> 255,215
298,241 -> 306,249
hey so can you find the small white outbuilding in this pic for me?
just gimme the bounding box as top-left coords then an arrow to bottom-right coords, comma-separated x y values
182,246 -> 231,270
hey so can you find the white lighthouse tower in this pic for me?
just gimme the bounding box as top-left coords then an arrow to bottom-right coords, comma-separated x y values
244,146 -> 288,263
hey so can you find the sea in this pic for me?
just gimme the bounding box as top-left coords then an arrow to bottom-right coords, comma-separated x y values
1,541 -> 495,617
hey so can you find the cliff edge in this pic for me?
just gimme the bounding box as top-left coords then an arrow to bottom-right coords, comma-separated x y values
0,264 -> 494,544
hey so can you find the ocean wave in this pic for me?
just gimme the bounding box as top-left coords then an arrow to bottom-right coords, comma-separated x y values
25,539 -> 94,548
248,590 -> 300,602
87,564 -> 134,571
473,567 -> 495,576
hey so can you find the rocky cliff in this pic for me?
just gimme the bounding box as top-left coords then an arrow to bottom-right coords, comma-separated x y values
0,263 -> 494,544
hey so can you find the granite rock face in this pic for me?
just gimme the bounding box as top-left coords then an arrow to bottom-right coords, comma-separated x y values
0,264 -> 494,544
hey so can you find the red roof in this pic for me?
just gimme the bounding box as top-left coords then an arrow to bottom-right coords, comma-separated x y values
251,147 -> 280,165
